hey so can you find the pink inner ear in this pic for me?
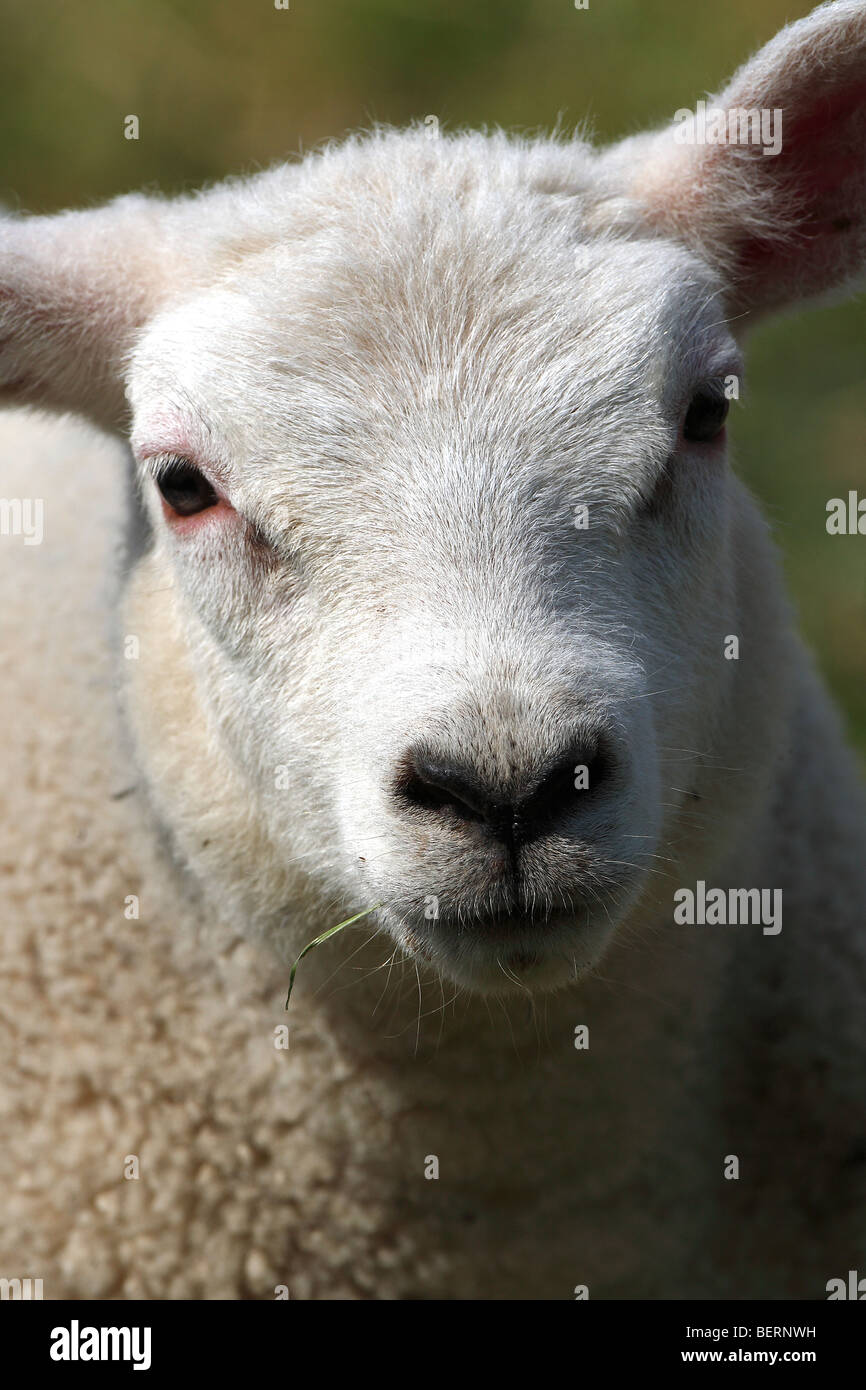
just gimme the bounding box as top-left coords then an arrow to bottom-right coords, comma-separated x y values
780,79 -> 866,219
730,78 -> 866,307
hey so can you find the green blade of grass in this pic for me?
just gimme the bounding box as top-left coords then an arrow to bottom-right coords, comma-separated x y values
284,903 -> 384,1009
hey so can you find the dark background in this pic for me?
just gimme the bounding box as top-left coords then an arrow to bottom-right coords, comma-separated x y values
1,0 -> 863,755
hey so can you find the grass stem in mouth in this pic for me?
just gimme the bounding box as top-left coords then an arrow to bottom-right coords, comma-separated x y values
284,904 -> 384,1009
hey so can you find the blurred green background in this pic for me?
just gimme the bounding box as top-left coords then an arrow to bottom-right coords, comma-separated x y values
1,0 -> 863,755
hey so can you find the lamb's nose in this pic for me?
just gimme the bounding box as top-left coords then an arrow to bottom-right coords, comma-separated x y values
394,740 -> 615,846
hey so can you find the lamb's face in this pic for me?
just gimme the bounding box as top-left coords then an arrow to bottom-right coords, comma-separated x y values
127,193 -> 743,994
3,3 -> 862,995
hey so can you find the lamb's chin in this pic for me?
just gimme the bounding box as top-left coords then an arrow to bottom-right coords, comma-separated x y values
384,906 -> 615,996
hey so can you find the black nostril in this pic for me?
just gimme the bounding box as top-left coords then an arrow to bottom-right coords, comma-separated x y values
395,755 -> 491,826
394,737 -> 617,846
521,739 -> 614,834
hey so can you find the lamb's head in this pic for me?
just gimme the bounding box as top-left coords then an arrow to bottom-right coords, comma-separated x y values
121,187 -> 750,995
3,0 -> 865,994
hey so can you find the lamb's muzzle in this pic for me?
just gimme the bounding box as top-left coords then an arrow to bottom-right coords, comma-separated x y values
395,731 -> 617,845
385,720 -> 630,980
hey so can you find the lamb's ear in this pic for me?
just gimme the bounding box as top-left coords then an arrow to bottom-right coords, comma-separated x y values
0,194 -> 175,431
616,0 -> 866,324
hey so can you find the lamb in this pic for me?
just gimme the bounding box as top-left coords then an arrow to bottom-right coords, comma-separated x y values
1,0 -> 865,1300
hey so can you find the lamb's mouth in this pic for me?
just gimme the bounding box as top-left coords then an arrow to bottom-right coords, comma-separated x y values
402,923 -> 541,972
391,904 -> 608,993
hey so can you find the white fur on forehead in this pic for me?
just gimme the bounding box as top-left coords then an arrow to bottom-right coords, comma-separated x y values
130,180 -> 728,541
124,127 -> 676,460
183,127 -> 635,257
132,127 -> 729,402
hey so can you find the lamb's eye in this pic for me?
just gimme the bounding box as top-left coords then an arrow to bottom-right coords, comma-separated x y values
682,381 -> 729,443
155,458 -> 219,516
